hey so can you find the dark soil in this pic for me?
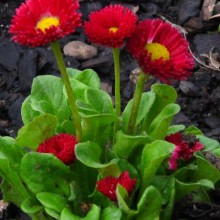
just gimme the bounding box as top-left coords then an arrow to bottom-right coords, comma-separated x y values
1,0 -> 220,219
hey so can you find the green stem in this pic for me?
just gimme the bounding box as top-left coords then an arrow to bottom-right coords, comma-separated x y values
127,72 -> 148,135
51,41 -> 82,141
113,48 -> 121,132
113,48 -> 121,116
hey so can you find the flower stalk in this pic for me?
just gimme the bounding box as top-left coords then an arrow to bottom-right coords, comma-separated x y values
50,41 -> 82,141
113,48 -> 121,130
127,72 -> 148,135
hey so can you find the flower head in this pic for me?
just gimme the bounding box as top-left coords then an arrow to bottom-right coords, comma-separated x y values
9,0 -> 81,47
84,4 -> 138,48
96,171 -> 136,201
166,133 -> 203,170
127,19 -> 194,82
37,133 -> 78,165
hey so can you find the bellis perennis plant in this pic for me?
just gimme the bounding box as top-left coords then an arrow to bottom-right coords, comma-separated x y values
1,0 -> 220,220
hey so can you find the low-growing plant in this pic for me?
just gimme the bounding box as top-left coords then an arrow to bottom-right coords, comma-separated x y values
0,0 -> 220,219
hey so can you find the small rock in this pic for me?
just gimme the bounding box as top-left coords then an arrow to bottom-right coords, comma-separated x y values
205,115 -> 220,129
172,111 -> 191,126
8,96 -> 25,130
122,81 -> 134,100
0,39 -> 20,70
193,33 -> 220,54
81,54 -> 113,73
140,2 -> 159,18
80,1 -> 102,20
206,127 -> 220,141
18,49 -> 37,92
63,41 -> 98,60
176,0 -> 202,25
184,16 -> 218,33
64,56 -> 80,69
179,81 -> 197,96
101,81 -> 112,95
0,200 -> 9,218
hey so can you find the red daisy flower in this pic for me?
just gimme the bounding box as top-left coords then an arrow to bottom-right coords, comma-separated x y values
9,0 -> 81,47
127,19 -> 194,82
84,4 -> 138,48
166,132 -> 203,170
96,171 -> 136,201
37,133 -> 78,165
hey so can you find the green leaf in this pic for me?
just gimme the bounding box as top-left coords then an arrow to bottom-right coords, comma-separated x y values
194,153 -> 220,184
37,192 -> 68,213
135,186 -> 162,220
70,160 -> 98,203
174,167 -> 214,200
44,207 -> 60,219
122,92 -> 155,132
59,120 -> 75,135
21,197 -> 43,214
30,75 -> 71,123
141,140 -> 175,191
143,84 -> 177,132
112,131 -> 151,159
69,78 -> 88,101
81,114 -> 116,145
0,136 -> 25,169
213,148 -> 220,156
74,69 -> 100,89
101,207 -> 122,220
60,204 -> 101,220
166,125 -> 185,136
197,135 -> 220,151
1,180 -> 21,206
67,68 -> 82,78
184,125 -> 203,136
16,114 -> 57,150
149,103 -> 180,140
20,153 -> 71,196
21,96 -> 40,124
83,204 -> 101,220
67,68 -> 100,89
61,208 -> 81,220
116,184 -> 137,216
0,160 -> 29,206
152,176 -> 175,205
77,100 -> 99,115
75,142 -> 116,169
85,88 -> 114,114
154,176 -> 175,220
175,178 -> 214,201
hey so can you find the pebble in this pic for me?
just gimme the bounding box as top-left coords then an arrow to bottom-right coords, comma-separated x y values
176,0 -> 202,25
179,81 -> 197,96
205,115 -> 220,129
18,49 -> 37,92
63,41 -> 98,61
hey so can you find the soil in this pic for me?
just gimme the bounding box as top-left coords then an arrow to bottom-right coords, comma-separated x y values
1,0 -> 220,219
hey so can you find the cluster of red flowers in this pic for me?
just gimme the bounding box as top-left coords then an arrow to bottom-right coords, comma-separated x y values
37,133 -> 78,165
166,132 -> 203,170
9,0 -> 194,82
96,171 -> 136,201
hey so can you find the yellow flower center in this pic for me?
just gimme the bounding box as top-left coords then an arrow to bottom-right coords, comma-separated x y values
144,43 -> 170,61
36,16 -> 60,33
109,27 -> 118,33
